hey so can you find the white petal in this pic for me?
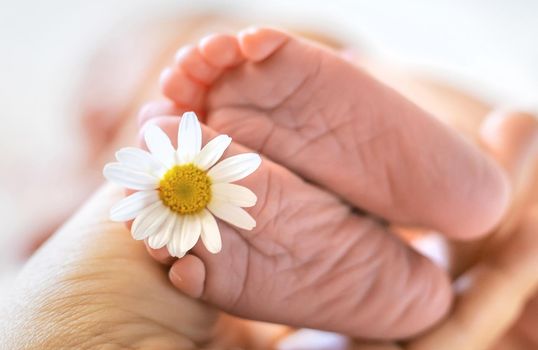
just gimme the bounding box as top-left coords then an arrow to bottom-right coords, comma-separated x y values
208,153 -> 262,183
109,190 -> 160,222
131,202 -> 169,240
167,217 -> 186,258
208,199 -> 256,230
148,213 -> 176,249
193,135 -> 232,170
144,124 -> 176,168
179,214 -> 202,252
211,183 -> 257,208
115,147 -> 166,177
177,112 -> 202,164
103,163 -> 159,190
200,209 -> 222,253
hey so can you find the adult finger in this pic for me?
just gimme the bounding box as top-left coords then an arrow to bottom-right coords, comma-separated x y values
407,111 -> 538,350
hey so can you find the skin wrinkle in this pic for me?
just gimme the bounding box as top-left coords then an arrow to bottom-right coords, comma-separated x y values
212,104 -> 323,165
307,110 -> 357,158
382,250 -> 416,330
217,43 -> 322,135
239,183 -> 352,312
381,121 -> 443,224
310,222 -> 394,328
270,66 -> 345,151
276,268 -> 334,327
154,27 -> 494,337
265,72 -> 308,115
114,312 -> 197,349
381,144 -> 401,211
208,168 -> 284,309
2,185 -> 226,349
281,216 -> 357,298
45,275 -> 187,347
351,127 -> 402,210
288,207 -> 348,262
294,104 -> 328,138
20,285 -> 133,349
350,117 -> 399,147
310,273 -> 367,329
210,57 -> 325,161
325,246 -> 382,302
387,127 -> 426,211
267,120 -> 311,160
349,71 -> 396,141
390,254 -> 438,336
264,43 -> 322,116
209,39 -> 311,113
229,248 -> 251,310
214,228 -> 252,310
214,232 -> 251,308
115,306 -> 198,345
26,261 -> 133,310
282,187 -> 345,238
312,60 -> 366,140
272,204 -> 310,256
180,137 -> 436,334
43,305 -> 109,347
357,230 -> 445,337
242,165 -> 294,257
207,107 -> 276,156
75,320 -> 131,350
344,220 -> 388,273
278,179 -> 351,255
236,183 -> 352,322
255,113 -> 278,157
421,138 -> 464,219
64,257 -> 210,342
88,323 -> 189,350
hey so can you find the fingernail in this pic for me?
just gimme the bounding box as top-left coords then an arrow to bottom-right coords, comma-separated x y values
169,268 -> 182,283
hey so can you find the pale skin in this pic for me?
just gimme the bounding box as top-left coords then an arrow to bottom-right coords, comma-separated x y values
144,27 -> 509,338
2,26 -> 537,349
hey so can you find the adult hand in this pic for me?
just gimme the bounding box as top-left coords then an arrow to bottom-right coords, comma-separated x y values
406,111 -> 538,350
0,184 -> 288,349
341,111 -> 538,350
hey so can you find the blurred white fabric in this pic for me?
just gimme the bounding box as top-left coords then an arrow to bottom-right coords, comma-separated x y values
276,328 -> 350,350
0,0 -> 537,284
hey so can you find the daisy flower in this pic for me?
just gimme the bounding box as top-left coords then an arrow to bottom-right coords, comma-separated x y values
103,112 -> 261,258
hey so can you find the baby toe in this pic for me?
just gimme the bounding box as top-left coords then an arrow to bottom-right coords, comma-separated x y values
198,33 -> 243,68
169,254 -> 206,299
160,67 -> 206,112
238,27 -> 289,62
175,45 -> 221,85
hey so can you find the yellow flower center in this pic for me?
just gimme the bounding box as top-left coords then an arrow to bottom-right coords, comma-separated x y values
159,164 -> 212,215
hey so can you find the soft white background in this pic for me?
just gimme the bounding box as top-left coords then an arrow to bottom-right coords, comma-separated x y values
1,0 -> 537,284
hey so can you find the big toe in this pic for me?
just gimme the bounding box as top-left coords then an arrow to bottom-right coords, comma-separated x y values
238,27 -> 290,61
169,254 -> 206,299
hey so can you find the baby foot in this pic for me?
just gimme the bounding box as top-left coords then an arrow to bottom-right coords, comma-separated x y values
147,28 -> 510,339
137,112 -> 452,339
159,27 -> 509,240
